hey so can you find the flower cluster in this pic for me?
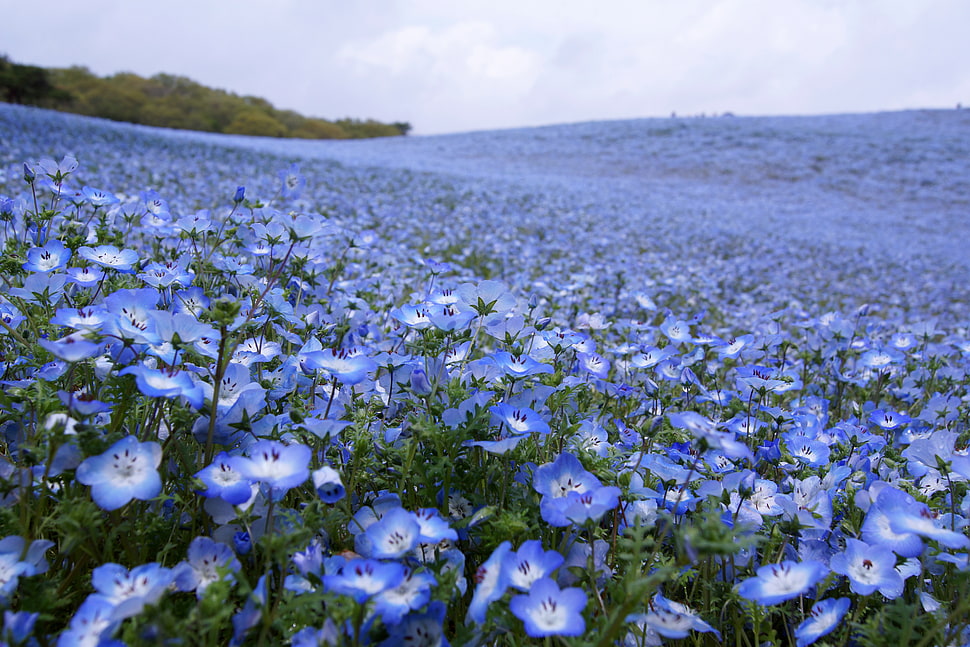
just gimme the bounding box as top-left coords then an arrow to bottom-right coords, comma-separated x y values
0,102 -> 969,646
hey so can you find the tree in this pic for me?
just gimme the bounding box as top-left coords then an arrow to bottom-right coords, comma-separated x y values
224,109 -> 287,137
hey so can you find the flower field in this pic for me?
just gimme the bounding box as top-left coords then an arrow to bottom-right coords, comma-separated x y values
1,102 -> 969,646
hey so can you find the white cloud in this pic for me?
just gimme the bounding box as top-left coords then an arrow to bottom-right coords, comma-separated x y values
3,0 -> 968,133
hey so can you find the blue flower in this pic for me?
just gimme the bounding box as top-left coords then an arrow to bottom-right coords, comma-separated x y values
119,364 -> 205,409
503,540 -> 564,591
195,452 -> 254,505
491,351 -> 553,379
540,484 -> 621,527
91,562 -> 172,620
323,559 -> 406,603
532,452 -> 601,499
736,560 -> 828,606
57,594 -> 119,647
75,436 -> 163,511
38,332 -> 102,363
312,465 -> 346,503
829,538 -> 903,598
636,592 -> 721,640
380,600 -> 449,647
23,239 -> 71,273
172,536 -> 241,599
279,163 -> 306,200
509,577 -> 586,637
236,440 -> 311,499
2,610 -> 39,645
489,403 -> 550,435
81,185 -> 119,207
467,541 -> 512,624
360,507 -> 421,559
301,347 -> 378,385
373,568 -> 437,626
77,244 -> 140,273
794,597 -> 851,647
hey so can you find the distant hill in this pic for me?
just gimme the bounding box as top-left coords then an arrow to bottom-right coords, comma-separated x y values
0,54 -> 409,139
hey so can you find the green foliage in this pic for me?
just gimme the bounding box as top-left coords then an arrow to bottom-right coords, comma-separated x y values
0,55 -> 72,107
224,109 -> 288,138
0,57 -> 408,139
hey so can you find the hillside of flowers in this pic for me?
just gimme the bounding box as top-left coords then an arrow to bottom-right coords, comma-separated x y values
0,101 -> 969,646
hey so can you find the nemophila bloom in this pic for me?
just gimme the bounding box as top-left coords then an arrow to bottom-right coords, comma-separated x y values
859,347 -> 905,370
81,185 -> 119,207
380,600 -> 449,647
312,465 -> 345,503
510,577 -> 586,637
57,594 -> 119,647
291,623 -> 341,647
787,436 -> 832,468
172,536 -> 241,599
736,560 -> 828,605
0,302 -> 25,333
716,333 -> 755,359
195,452 -> 254,505
175,210 -> 214,236
139,259 -> 195,289
232,336 -> 282,366
659,317 -> 694,344
491,351 -> 553,379
204,362 -> 266,413
412,508 -> 458,545
77,244 -> 139,272
572,420 -> 610,457
91,562 -> 172,620
0,551 -> 38,604
56,390 -> 110,419
902,429 -> 959,477
533,452 -> 600,499
23,238 -> 71,272
735,365 -> 789,394
429,304 -> 475,331
637,592 -> 721,640
301,347 -> 378,385
456,279 -> 516,315
503,540 -> 565,591
540,327 -> 587,352
9,272 -> 67,305
541,483 -> 622,527
373,567 -> 437,626
577,351 -> 611,379
489,403 -> 550,435
868,408 -> 911,431
390,303 -> 434,329
279,163 -> 306,200
103,288 -> 162,345
630,345 -> 675,370
65,265 -> 105,288
76,436 -> 162,511
829,538 -> 903,598
119,364 -> 205,409
861,484 -> 968,555
467,540 -> 511,624
50,305 -> 110,331
236,440 -> 311,499
323,558 -> 406,604
173,286 -> 210,317
38,331 -> 102,362
360,507 -> 421,559
794,597 -> 851,647
2,610 -> 38,645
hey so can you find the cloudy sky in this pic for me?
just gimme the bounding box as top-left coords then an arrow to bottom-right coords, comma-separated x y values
4,0 -> 968,134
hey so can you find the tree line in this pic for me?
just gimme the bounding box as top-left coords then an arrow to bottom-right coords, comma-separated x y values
0,55 -> 410,139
